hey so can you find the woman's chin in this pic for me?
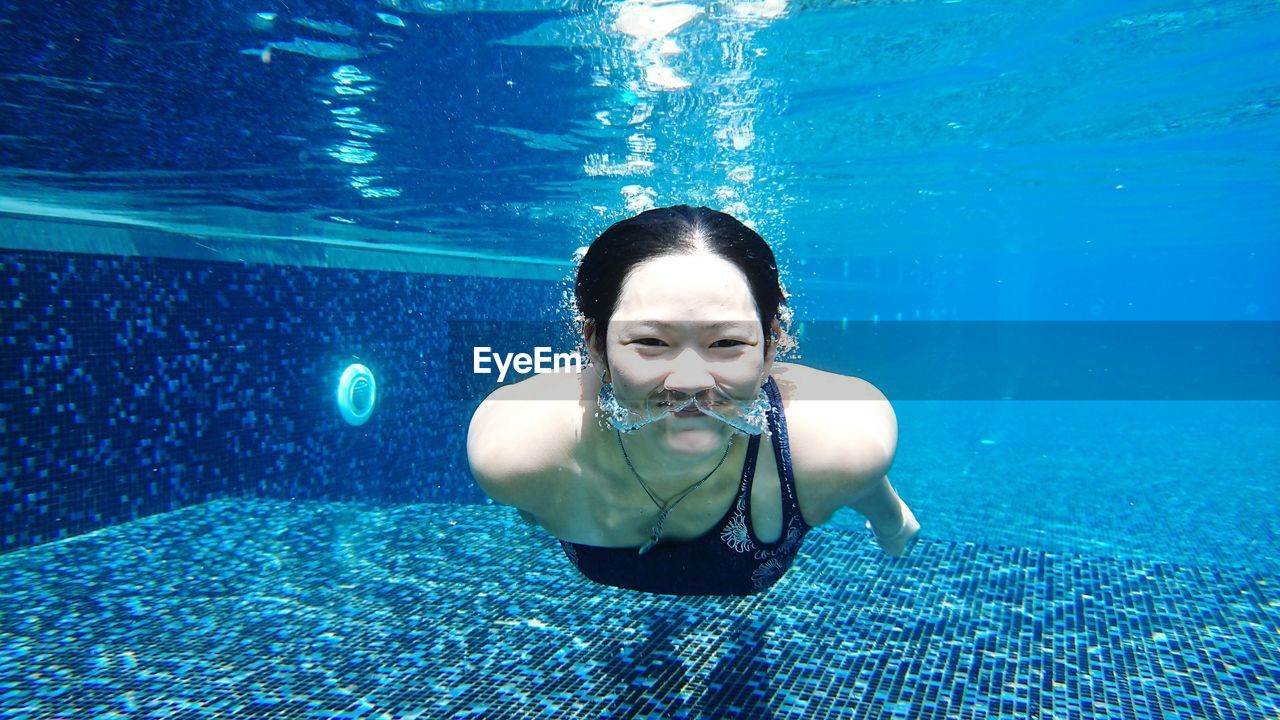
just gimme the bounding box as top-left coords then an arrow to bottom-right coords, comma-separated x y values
658,415 -> 732,450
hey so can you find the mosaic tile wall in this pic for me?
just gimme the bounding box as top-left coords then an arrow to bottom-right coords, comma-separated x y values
4,248 -> 1277,581
1,498 -> 1275,719
0,250 -> 566,551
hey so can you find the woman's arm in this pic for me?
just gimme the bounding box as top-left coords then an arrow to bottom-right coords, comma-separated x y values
465,373 -> 579,519
465,384 -> 550,512
781,365 -> 920,557
802,372 -> 919,557
848,476 -> 920,558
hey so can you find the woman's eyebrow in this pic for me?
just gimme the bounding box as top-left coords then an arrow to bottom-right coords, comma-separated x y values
623,320 -> 755,332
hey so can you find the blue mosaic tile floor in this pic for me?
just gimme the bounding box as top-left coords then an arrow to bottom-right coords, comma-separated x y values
2,499 -> 1276,719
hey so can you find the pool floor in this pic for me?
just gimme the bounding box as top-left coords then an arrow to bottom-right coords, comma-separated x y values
2,499 -> 1275,719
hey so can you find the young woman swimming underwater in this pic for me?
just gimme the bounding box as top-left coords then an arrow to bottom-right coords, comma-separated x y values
467,205 -> 919,596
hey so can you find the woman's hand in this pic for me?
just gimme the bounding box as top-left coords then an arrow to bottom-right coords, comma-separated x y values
845,475 -> 920,558
867,501 -> 920,558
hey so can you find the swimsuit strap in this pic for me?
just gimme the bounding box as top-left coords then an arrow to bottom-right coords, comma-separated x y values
736,376 -> 808,541
763,376 -> 799,509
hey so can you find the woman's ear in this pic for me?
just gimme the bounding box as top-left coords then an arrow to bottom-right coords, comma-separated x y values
583,319 -> 607,368
763,317 -> 781,374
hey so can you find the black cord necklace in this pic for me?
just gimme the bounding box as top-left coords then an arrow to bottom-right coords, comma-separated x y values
616,430 -> 736,555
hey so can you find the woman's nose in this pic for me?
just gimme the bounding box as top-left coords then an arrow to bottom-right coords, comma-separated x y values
663,349 -> 715,393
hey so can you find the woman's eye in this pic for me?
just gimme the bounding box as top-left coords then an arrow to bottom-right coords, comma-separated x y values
711,339 -> 746,348
634,338 -> 666,347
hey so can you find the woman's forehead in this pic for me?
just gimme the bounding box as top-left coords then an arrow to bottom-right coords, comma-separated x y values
611,253 -> 758,322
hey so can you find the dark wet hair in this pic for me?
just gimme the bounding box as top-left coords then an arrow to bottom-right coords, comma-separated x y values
575,205 -> 788,354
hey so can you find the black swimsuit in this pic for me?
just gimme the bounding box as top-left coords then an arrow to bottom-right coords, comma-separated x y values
559,376 -> 811,596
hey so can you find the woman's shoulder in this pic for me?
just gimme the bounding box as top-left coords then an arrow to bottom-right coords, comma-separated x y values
771,363 -> 898,510
771,361 -> 891,406
465,371 -> 590,509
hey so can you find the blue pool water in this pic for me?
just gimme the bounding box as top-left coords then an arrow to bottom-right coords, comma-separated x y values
2,0 -> 1278,717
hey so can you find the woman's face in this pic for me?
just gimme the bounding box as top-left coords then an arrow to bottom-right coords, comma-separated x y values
593,252 -> 774,450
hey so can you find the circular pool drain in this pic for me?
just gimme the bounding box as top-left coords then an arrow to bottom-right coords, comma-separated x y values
337,363 -> 377,426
